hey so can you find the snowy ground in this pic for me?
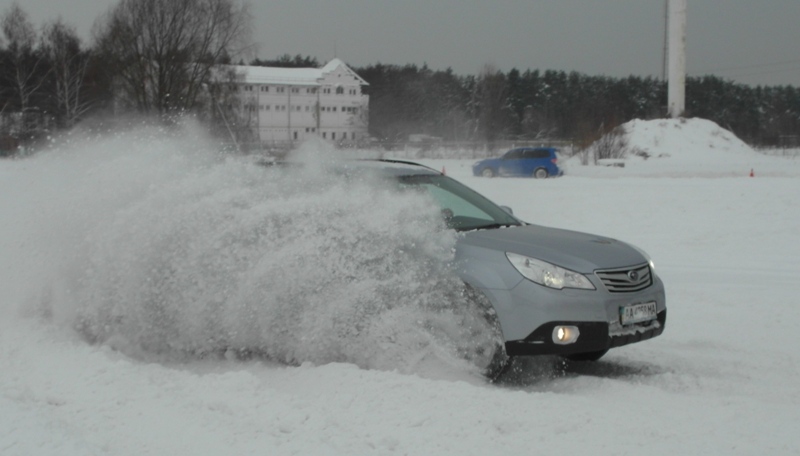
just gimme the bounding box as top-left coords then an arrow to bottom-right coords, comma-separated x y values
2,119 -> 800,455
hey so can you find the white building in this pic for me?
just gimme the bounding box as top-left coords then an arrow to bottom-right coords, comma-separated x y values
220,59 -> 369,147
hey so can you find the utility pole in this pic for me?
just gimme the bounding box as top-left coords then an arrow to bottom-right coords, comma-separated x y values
667,0 -> 687,118
662,0 -> 668,81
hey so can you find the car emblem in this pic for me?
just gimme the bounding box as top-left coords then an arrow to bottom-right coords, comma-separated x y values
628,270 -> 639,282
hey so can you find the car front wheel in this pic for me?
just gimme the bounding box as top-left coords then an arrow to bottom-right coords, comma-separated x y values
479,313 -> 509,381
462,285 -> 509,380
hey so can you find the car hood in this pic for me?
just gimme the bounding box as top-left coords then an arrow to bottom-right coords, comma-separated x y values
458,224 -> 647,273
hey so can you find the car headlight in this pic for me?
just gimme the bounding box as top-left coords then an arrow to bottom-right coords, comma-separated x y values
506,252 -> 595,290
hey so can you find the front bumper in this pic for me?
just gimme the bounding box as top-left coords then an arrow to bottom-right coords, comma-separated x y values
505,309 -> 666,356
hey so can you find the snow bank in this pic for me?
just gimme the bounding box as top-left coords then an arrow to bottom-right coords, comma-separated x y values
566,117 -> 800,177
624,117 -> 754,160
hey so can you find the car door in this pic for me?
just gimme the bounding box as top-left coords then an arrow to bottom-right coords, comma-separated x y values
498,149 -> 526,176
528,149 -> 553,175
518,149 -> 541,175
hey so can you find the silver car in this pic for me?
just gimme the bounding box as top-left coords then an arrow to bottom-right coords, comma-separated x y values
379,159 -> 666,377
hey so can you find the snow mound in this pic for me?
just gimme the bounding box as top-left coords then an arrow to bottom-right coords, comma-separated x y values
566,117 -> 800,177
624,117 -> 754,163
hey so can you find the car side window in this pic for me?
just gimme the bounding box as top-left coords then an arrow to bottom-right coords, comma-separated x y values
397,174 -> 520,231
533,149 -> 550,159
503,149 -> 524,160
418,183 -> 494,222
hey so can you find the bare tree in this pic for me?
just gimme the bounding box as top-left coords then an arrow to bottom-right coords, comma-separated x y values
1,3 -> 47,114
205,66 -> 258,150
94,0 -> 252,117
41,19 -> 92,128
0,3 -> 53,145
591,123 -> 629,163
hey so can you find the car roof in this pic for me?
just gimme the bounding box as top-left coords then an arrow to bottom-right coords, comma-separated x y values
257,157 -> 442,177
511,146 -> 557,152
352,159 -> 442,177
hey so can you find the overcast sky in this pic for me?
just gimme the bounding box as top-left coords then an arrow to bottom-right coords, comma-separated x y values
2,0 -> 799,87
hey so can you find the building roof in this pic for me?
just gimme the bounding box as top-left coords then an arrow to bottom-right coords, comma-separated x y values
226,58 -> 368,86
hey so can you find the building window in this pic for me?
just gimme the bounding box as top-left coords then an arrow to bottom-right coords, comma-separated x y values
332,132 -> 336,140
323,132 -> 327,139
336,87 -> 344,95
307,88 -> 317,94
293,131 -> 298,140
261,86 -> 269,92
352,132 -> 356,140
291,88 -> 299,93
277,87 -> 285,93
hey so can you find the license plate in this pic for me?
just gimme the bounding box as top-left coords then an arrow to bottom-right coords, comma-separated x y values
619,302 -> 657,325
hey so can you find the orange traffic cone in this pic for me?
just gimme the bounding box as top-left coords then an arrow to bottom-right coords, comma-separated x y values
749,168 -> 754,177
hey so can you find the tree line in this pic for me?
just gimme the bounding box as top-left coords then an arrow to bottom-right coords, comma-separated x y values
357,63 -> 800,148
1,0 -> 798,156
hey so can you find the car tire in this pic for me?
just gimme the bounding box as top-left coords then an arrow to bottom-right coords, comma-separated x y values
563,349 -> 608,362
481,168 -> 495,178
462,285 -> 509,381
533,168 -> 548,179
483,340 -> 510,381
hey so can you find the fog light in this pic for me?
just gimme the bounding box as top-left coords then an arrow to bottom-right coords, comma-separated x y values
552,326 -> 580,345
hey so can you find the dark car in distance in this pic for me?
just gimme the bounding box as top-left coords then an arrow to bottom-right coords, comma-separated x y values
472,147 -> 563,178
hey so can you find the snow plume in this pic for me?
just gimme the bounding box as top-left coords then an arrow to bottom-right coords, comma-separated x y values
0,126 -> 499,378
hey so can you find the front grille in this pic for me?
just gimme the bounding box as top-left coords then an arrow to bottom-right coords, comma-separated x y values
595,263 -> 652,293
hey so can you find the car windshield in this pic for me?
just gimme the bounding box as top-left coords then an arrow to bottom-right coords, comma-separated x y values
396,174 -> 522,232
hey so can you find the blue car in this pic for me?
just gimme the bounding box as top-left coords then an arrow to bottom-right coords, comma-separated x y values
472,147 -> 562,178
